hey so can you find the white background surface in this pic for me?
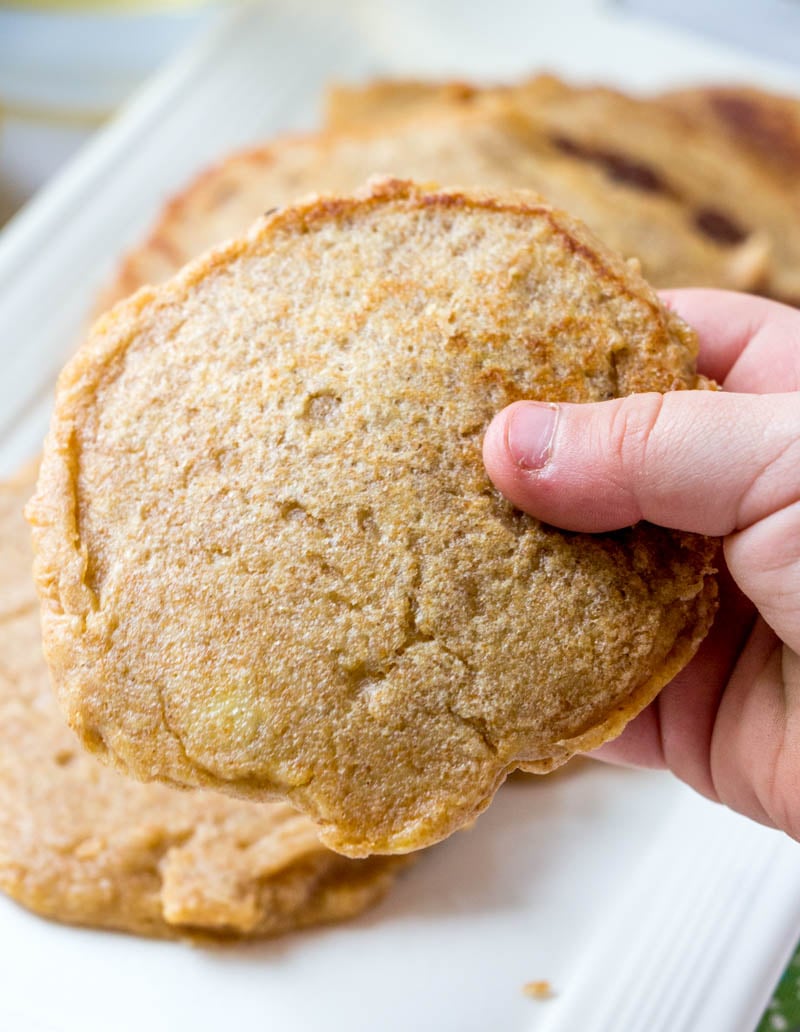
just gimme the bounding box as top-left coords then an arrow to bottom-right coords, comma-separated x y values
621,0 -> 800,66
0,4 -> 217,222
2,3 -> 800,1030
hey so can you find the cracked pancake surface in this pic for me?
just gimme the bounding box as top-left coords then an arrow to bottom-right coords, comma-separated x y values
1,470 -> 405,939
30,180 -> 717,856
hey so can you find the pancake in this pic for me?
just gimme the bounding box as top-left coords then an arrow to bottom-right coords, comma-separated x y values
509,77 -> 800,305
30,180 -> 718,857
660,84 -> 800,196
324,78 -> 484,131
325,74 -> 800,304
1,469 -> 406,938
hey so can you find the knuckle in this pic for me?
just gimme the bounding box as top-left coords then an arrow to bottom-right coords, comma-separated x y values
606,392 -> 666,483
735,400 -> 800,529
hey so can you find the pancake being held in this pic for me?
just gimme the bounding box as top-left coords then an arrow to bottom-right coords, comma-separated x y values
30,180 -> 718,857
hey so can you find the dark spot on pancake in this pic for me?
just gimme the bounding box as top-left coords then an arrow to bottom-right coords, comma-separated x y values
694,207 -> 748,245
551,135 -> 675,196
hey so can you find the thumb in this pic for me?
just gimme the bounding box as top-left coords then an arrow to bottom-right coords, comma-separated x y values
482,390 -> 800,649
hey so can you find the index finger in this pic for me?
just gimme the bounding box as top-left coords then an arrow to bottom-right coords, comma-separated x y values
660,288 -> 800,392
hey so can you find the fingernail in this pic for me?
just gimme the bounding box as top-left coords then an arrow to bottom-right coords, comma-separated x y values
506,402 -> 558,470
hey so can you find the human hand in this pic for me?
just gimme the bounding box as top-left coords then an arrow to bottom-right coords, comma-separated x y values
483,289 -> 800,837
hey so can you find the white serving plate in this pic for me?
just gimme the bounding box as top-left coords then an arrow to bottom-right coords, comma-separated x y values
2,3 -> 800,1030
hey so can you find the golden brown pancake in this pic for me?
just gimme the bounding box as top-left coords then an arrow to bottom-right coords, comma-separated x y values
30,180 -> 717,857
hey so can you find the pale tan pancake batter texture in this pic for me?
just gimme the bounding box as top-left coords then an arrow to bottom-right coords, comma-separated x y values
1,471 -> 405,938
31,180 -> 718,857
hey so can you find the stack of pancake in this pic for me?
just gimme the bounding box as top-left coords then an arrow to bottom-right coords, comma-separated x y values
103,75 -> 800,310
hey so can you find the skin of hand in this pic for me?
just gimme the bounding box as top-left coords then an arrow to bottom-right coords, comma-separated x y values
483,289 -> 800,838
